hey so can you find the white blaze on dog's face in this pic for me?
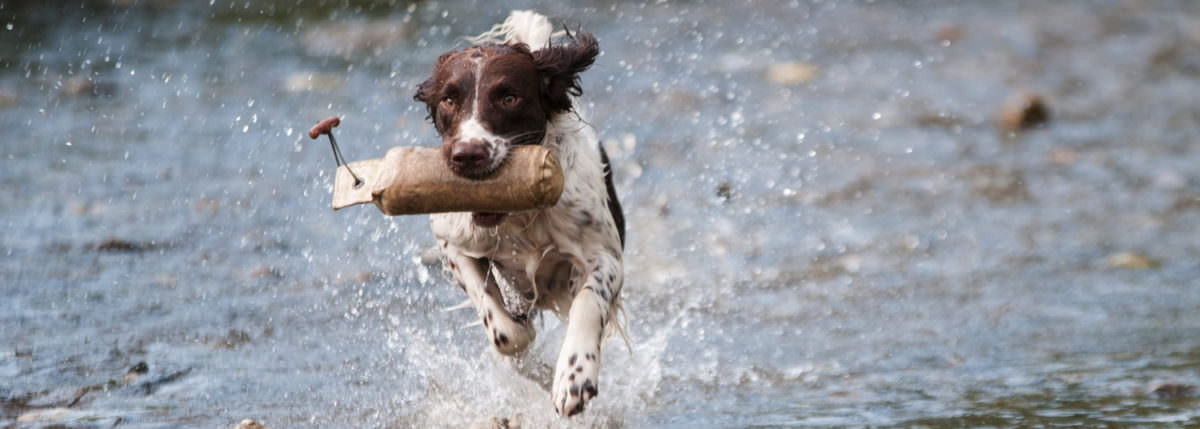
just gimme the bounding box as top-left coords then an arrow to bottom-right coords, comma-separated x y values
415,35 -> 599,226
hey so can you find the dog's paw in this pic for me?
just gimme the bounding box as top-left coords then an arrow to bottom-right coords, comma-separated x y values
483,309 -> 534,356
552,349 -> 599,417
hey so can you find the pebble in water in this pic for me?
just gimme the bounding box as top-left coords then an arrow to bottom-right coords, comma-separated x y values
997,92 -> 1050,132
1105,251 -> 1160,270
765,61 -> 819,85
235,419 -> 271,429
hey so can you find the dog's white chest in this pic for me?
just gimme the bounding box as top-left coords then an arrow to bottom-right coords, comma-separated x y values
431,207 -> 594,312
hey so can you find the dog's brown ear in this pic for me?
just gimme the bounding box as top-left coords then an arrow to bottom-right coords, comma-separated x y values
532,32 -> 599,116
414,51 -> 456,122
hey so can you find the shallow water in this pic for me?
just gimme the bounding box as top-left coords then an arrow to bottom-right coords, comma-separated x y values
3,1 -> 1200,427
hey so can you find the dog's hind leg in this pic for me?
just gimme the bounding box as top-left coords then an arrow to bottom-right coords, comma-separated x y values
441,244 -> 535,356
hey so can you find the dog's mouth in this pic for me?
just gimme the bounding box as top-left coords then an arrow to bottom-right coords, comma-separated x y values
447,162 -> 502,180
471,212 -> 507,227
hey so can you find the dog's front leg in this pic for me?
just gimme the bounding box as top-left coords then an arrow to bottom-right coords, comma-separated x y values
552,251 -> 622,417
441,244 -> 535,356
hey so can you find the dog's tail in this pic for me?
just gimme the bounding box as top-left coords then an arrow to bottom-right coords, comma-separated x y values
608,295 -> 633,355
467,10 -> 564,52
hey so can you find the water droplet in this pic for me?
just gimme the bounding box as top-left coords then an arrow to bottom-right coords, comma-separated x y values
242,125 -> 249,133
872,112 -> 882,120
247,98 -> 255,107
5,23 -> 12,31
65,141 -> 72,146
286,128 -> 293,137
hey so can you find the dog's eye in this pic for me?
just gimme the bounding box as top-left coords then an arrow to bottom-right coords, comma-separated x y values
441,96 -> 455,107
501,95 -> 519,107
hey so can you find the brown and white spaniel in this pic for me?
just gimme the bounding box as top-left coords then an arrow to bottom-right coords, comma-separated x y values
413,11 -> 625,417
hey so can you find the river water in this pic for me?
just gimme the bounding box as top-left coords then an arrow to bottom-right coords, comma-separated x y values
3,1 -> 1199,427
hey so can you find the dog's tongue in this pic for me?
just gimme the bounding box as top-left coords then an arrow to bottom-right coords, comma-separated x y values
472,212 -> 507,227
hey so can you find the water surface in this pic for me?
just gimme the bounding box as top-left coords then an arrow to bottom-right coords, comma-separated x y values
3,1 -> 1199,427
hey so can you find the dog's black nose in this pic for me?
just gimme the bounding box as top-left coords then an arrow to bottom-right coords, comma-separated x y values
450,141 -> 489,170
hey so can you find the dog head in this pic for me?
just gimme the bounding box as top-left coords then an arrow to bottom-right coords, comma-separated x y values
414,33 -> 599,179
